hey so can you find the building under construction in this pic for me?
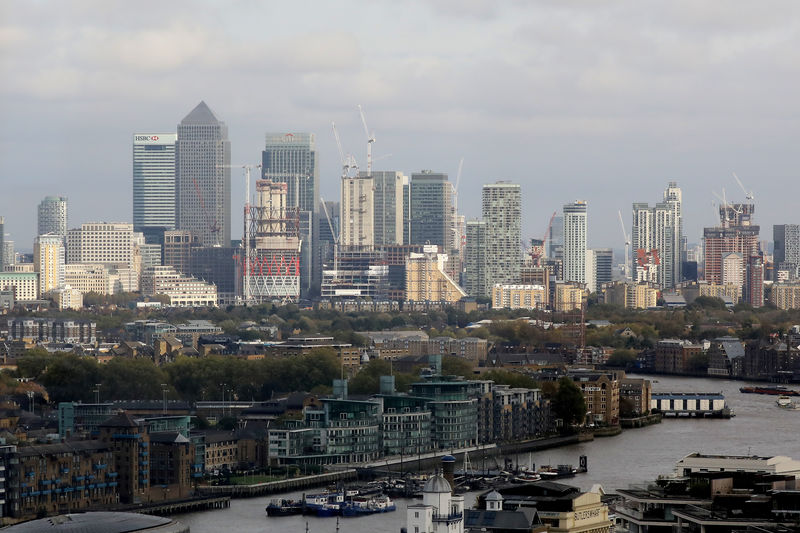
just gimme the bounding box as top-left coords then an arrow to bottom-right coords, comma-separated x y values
239,180 -> 302,302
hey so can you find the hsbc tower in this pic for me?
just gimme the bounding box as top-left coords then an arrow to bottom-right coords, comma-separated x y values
133,133 -> 178,244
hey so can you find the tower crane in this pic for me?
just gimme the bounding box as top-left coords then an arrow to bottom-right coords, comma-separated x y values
531,211 -> 557,266
618,210 -> 631,281
357,105 -> 375,177
220,163 -> 262,304
732,172 -> 755,202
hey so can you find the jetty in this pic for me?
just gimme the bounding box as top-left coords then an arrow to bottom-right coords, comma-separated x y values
651,392 -> 733,418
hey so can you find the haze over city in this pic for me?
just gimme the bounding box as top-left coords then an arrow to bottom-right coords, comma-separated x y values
2,1 -> 800,249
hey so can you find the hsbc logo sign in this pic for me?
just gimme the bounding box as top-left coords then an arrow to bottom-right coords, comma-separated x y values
134,134 -> 175,144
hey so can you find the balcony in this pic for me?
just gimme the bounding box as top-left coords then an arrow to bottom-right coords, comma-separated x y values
433,512 -> 463,522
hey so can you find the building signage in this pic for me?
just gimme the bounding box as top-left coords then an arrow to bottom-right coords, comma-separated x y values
573,508 -> 601,522
134,134 -> 177,144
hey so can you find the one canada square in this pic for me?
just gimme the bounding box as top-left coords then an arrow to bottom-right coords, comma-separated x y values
175,102 -> 231,247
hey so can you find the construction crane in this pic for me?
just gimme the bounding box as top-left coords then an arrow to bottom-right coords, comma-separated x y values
732,172 -> 755,202
320,196 -> 340,278
531,211 -> 557,266
618,210 -> 631,281
357,105 -> 375,177
220,163 -> 262,304
332,122 -> 358,178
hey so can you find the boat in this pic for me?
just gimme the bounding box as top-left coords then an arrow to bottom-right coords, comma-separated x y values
303,491 -> 347,517
538,464 -> 578,479
265,498 -> 303,516
740,386 -> 800,396
341,494 -> 396,517
776,395 -> 800,410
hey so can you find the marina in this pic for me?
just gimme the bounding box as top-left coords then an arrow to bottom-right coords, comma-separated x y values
173,374 -> 800,532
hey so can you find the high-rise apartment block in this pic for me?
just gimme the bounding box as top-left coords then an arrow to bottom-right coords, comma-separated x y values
562,201 -> 588,284
482,182 -> 522,292
340,176 -> 375,248
404,245 -> 466,303
34,234 -> 65,295
37,196 -> 68,238
176,102 -> 231,247
592,248 -> 613,290
409,172 -> 452,252
0,216 -> 4,272
774,224 -> 800,276
631,182 -> 683,290
133,133 -> 177,243
262,133 -> 319,294
366,171 -> 404,246
464,220 -> 487,297
703,204 -> 759,285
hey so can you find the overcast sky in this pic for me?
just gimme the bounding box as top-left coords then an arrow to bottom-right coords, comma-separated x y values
2,0 -> 799,253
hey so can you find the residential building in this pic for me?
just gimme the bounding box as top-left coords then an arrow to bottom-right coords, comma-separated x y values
0,216 -> 4,272
631,182 -> 683,290
365,170 -> 404,245
548,215 -> 564,264
321,248 -> 388,299
774,223 -> 800,275
140,265 -> 217,307
569,370 -> 620,426
0,272 -> 38,301
377,395 -> 432,456
554,283 -> 585,312
721,251 -> 744,291
37,196 -> 68,238
7,318 -> 96,343
491,284 -> 547,310
2,239 -> 12,270
464,220 -> 487,298
51,285 -> 82,310
654,339 -> 703,374
340,175 -> 375,248
482,182 -> 522,290
409,171 -> 452,252
771,283 -> 800,309
176,101 -> 231,247
562,201 -> 587,284
410,378 -> 479,450
619,377 -> 652,416
189,246 -> 237,305
262,132 -> 319,295
745,253 -> 765,307
703,202 -> 759,287
34,233 -> 65,295
602,281 -> 657,309
592,248 -> 613,290
132,133 -> 177,243
405,245 -> 467,303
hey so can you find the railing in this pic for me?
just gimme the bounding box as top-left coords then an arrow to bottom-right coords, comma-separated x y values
432,512 -> 463,522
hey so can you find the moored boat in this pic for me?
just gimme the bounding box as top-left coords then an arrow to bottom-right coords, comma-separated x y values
776,395 -> 800,410
740,386 -> 800,396
265,498 -> 303,517
341,494 -> 396,517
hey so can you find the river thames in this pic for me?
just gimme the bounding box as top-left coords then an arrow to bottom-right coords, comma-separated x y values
174,374 -> 800,533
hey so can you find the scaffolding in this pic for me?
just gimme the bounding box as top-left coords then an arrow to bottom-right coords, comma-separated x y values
237,180 -> 302,303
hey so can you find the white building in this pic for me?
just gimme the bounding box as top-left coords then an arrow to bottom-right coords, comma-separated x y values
51,285 -> 83,310
37,196 -> 68,238
407,474 -> 465,533
66,222 -> 137,266
141,265 -> 217,307
483,182 -> 522,292
631,182 -> 683,289
340,176 -> 375,248
0,272 -> 39,301
563,201 -> 588,284
364,170 -> 405,246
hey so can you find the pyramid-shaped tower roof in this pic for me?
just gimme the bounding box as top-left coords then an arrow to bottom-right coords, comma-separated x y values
181,101 -> 221,124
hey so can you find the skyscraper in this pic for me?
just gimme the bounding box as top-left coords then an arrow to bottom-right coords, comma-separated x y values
630,182 -> 683,289
703,203 -> 759,286
563,201 -> 587,284
0,216 -> 4,271
409,172 -> 451,251
341,176 -> 374,248
133,133 -> 177,243
34,234 -> 65,295
37,196 -> 68,238
262,133 -> 319,295
464,220 -> 487,297
774,224 -> 800,274
175,102 -> 231,247
482,182 -> 522,291
365,170 -> 404,245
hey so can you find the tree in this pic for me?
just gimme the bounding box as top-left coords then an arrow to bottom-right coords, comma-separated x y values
480,370 -> 538,389
441,355 -> 474,377
552,377 -> 587,427
606,349 -> 637,368
348,359 -> 392,395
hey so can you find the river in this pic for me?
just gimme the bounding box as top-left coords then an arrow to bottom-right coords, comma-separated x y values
174,374 -> 800,532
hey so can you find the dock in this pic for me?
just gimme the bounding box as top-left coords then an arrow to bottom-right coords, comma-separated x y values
196,469 -> 358,498
651,392 -> 732,418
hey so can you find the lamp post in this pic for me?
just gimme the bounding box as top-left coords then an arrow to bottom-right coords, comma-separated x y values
94,383 -> 101,404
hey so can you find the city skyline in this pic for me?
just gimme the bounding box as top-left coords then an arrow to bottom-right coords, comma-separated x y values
3,3 -> 800,252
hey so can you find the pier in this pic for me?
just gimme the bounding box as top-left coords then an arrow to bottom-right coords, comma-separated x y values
651,392 -> 732,418
196,469 -> 358,498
